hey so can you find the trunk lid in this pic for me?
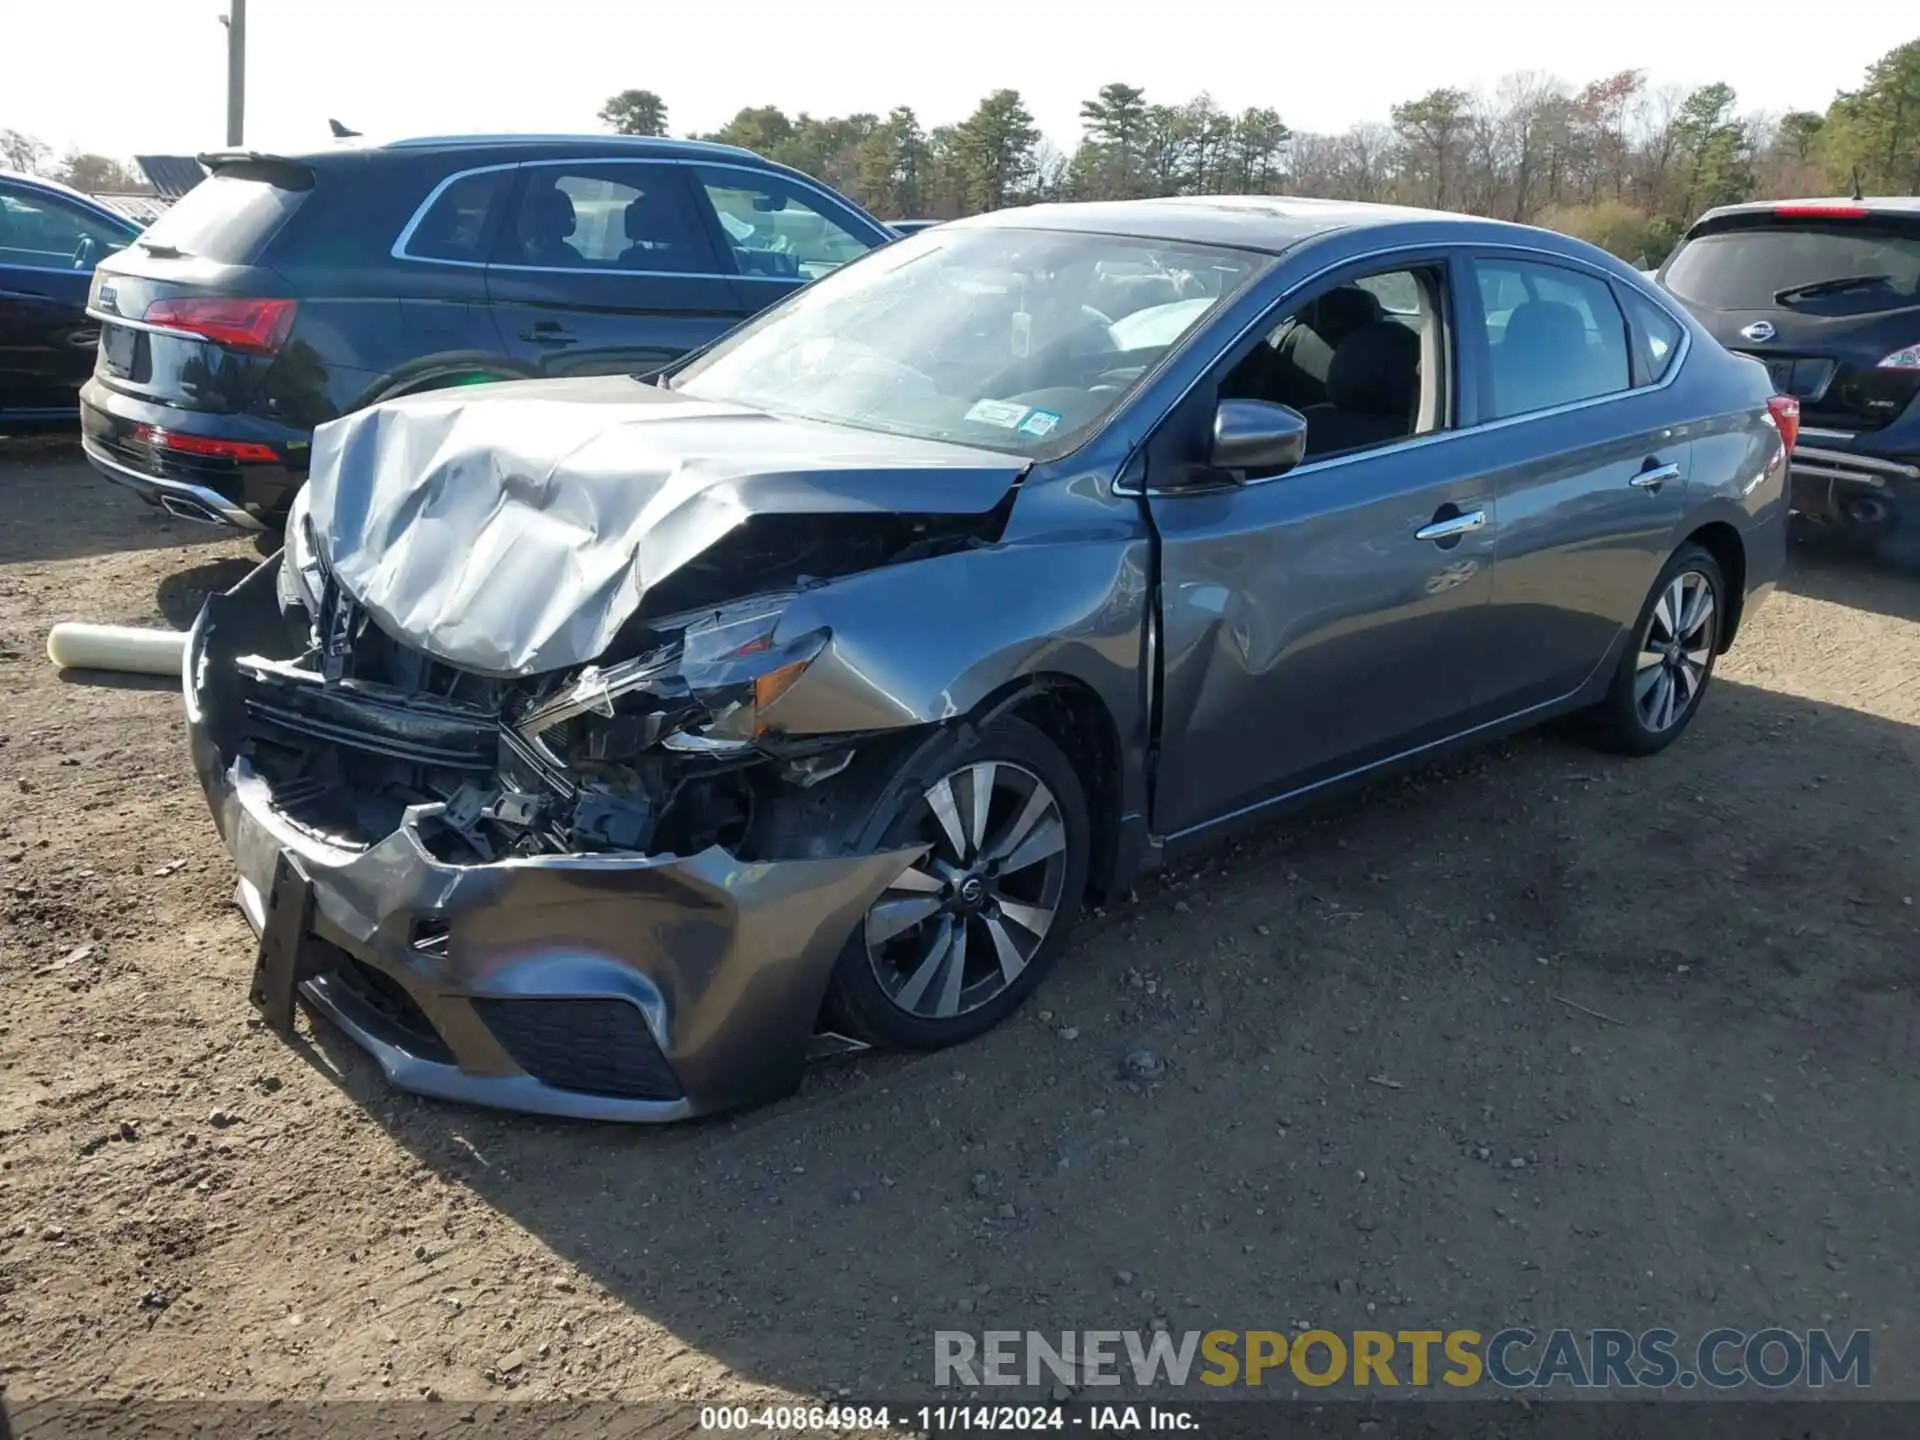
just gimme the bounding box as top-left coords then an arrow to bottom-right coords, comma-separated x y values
88,159 -> 310,414
1659,207 -> 1920,432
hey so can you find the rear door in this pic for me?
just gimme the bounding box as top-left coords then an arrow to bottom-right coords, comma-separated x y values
1459,253 -> 1691,715
0,182 -> 137,417
483,160 -> 742,377
683,162 -> 894,315
1659,208 -> 1920,434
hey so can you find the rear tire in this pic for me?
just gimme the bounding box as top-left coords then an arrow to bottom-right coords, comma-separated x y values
824,716 -> 1089,1051
1580,543 -> 1725,757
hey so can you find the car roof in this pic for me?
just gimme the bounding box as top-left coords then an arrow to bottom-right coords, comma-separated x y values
1692,195 -> 1920,225
957,194 -> 1551,255
0,169 -> 146,227
209,133 -> 764,168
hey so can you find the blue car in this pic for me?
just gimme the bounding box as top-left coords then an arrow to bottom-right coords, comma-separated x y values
0,171 -> 142,430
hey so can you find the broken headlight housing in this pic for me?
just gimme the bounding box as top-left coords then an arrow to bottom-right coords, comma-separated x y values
517,598 -> 830,762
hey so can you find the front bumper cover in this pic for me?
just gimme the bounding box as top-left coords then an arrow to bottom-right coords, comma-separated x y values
186,563 -> 918,1122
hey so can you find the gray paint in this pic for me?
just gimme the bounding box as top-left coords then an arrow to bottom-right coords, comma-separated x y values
185,202 -> 1789,1121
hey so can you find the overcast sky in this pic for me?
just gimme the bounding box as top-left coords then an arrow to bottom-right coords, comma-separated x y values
9,0 -> 1914,161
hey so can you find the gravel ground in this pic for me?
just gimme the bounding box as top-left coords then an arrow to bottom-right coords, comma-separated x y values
1,441 -> 1915,1419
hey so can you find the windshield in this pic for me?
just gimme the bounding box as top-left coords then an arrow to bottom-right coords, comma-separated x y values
671,226 -> 1264,455
1663,222 -> 1920,314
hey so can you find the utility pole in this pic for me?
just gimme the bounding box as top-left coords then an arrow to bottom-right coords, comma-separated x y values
218,0 -> 246,146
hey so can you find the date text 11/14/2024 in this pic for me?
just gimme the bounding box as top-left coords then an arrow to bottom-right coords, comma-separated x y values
698,1405 -> 1195,1432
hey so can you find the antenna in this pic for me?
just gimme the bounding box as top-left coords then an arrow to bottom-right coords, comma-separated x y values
329,119 -> 361,139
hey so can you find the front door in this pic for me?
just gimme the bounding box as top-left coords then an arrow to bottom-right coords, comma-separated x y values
483,160 -> 745,379
1146,259 -> 1500,838
0,184 -> 134,418
681,163 -> 892,315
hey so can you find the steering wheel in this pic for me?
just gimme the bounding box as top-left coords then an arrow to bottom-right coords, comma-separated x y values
72,235 -> 98,271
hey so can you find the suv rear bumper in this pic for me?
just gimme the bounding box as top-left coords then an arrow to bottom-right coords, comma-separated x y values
79,380 -> 308,530
1789,422 -> 1920,533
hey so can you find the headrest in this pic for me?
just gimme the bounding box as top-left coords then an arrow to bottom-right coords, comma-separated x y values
1502,300 -> 1588,357
525,188 -> 576,239
1324,321 -> 1421,416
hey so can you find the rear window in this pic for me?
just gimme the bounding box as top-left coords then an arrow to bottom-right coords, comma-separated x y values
133,167 -> 308,264
1663,222 -> 1920,312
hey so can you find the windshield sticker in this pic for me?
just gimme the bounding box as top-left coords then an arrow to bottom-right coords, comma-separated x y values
965,398 -> 1032,429
1017,408 -> 1062,438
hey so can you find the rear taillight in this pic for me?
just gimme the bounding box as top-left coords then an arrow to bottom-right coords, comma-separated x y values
141,296 -> 297,356
1766,394 -> 1801,453
132,424 -> 280,464
1878,343 -> 1920,371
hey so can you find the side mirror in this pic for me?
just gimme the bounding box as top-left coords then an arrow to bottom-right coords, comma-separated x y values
1210,399 -> 1308,478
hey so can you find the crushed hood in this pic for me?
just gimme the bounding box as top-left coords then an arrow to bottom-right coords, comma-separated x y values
304,377 -> 1026,676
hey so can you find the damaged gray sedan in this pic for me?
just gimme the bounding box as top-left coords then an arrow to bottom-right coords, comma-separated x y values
186,196 -> 1789,1121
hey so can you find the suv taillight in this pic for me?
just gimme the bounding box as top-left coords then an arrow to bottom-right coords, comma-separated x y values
1878,342 -> 1920,371
1766,394 -> 1801,453
142,297 -> 297,356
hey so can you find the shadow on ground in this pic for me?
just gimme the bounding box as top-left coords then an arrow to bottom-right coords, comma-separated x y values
156,559 -> 259,629
0,443 -> 231,565
292,676 -> 1920,1399
1783,533 -> 1920,624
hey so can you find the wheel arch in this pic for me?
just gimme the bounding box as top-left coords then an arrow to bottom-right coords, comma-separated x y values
1679,519 -> 1746,651
972,673 -> 1128,907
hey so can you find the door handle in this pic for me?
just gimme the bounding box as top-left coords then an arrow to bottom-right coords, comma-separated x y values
518,322 -> 577,346
1630,462 -> 1681,491
1415,509 -> 1487,542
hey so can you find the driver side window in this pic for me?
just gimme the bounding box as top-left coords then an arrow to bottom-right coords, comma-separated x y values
0,187 -> 131,270
1218,264 -> 1449,466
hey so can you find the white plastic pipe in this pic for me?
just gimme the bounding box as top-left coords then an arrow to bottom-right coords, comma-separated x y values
46,624 -> 188,677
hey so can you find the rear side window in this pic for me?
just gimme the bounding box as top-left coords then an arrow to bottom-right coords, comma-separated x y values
134,167 -> 308,264
1621,288 -> 1684,382
401,169 -> 513,262
1663,223 -> 1920,312
1475,259 -> 1631,420
500,164 -> 717,274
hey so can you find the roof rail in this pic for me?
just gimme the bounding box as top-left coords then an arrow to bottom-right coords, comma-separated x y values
384,133 -> 758,158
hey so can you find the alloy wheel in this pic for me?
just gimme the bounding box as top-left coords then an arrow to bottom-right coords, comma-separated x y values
1635,569 -> 1716,733
865,761 -> 1069,1021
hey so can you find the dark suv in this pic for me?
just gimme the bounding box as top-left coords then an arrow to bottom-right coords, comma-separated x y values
1657,197 -> 1920,559
78,135 -> 894,530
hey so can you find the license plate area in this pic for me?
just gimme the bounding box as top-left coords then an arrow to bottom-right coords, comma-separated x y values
101,324 -> 138,379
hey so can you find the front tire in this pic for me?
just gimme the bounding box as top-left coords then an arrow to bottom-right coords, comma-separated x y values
825,716 -> 1090,1050
1582,543 -> 1725,756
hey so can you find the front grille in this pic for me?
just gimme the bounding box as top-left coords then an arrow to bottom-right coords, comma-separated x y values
471,998 -> 684,1101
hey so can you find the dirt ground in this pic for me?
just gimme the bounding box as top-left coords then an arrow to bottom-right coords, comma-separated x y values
1,440 -> 1915,1418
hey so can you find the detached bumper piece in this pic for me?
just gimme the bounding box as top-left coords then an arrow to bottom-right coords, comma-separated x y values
1790,445 -> 1920,528
186,561 -> 916,1122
